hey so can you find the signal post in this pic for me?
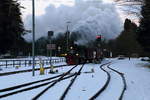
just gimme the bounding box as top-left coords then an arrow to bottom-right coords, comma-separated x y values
47,31 -> 56,73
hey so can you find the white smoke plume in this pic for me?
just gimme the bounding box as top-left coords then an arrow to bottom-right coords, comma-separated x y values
24,0 -> 123,44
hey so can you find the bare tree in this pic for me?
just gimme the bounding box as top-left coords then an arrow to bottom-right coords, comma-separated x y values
114,0 -> 144,18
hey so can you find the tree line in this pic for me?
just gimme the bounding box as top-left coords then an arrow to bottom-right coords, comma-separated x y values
0,0 -> 29,57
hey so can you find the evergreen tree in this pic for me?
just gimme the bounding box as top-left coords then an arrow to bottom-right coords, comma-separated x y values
116,19 -> 142,56
137,0 -> 150,56
0,0 -> 24,55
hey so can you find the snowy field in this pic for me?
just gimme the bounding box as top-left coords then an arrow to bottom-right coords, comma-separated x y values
0,58 -> 150,100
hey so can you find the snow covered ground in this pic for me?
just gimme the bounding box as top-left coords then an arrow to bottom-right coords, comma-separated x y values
0,58 -> 150,100
110,58 -> 150,100
0,57 -> 65,73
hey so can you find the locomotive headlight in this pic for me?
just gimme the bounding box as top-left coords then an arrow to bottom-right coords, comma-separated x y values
70,46 -> 73,49
76,53 -> 79,56
65,53 -> 67,56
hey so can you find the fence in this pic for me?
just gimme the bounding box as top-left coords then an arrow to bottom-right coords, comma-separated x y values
0,58 -> 66,68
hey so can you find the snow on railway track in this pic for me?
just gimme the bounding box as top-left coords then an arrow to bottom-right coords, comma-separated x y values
0,61 -> 127,100
107,64 -> 127,100
1,58 -> 149,100
89,62 -> 127,100
0,74 -> 76,99
59,64 -> 84,100
0,65 -> 75,98
64,63 -> 107,100
32,64 -> 82,100
0,64 -> 83,100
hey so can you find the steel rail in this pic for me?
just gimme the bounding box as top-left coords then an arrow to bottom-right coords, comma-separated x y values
0,73 -> 65,92
107,65 -> 127,100
89,62 -> 111,100
32,65 -> 79,100
60,64 -> 84,100
0,73 -> 76,99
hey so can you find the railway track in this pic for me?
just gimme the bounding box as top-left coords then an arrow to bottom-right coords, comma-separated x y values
32,64 -> 83,100
107,65 -> 127,100
0,64 -> 67,76
0,65 -> 78,99
0,62 -> 127,100
60,64 -> 84,100
89,62 -> 127,100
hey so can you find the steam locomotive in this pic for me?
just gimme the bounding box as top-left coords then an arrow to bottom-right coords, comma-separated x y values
65,35 -> 103,65
65,45 -> 103,65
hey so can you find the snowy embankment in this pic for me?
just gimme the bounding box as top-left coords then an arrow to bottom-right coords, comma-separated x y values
0,58 -> 150,100
109,58 -> 150,100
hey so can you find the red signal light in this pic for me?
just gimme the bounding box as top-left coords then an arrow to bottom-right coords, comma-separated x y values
96,35 -> 101,39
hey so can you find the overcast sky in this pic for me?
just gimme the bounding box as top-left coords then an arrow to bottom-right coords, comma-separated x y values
19,0 -> 114,19
19,0 -> 140,23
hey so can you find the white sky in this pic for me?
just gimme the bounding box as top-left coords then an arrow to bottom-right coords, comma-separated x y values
19,0 -> 114,18
19,0 -> 140,24
20,0 -> 74,18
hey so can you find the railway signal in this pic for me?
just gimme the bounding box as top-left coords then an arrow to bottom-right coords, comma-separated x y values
96,35 -> 102,42
96,35 -> 102,47
48,31 -> 54,60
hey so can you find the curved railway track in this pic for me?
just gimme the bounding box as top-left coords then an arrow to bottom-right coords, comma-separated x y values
89,62 -> 127,100
0,65 -> 78,99
0,62 -> 127,100
107,65 -> 127,100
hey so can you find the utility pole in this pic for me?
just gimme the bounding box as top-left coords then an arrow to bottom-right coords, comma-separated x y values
32,0 -> 35,76
66,21 -> 71,52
